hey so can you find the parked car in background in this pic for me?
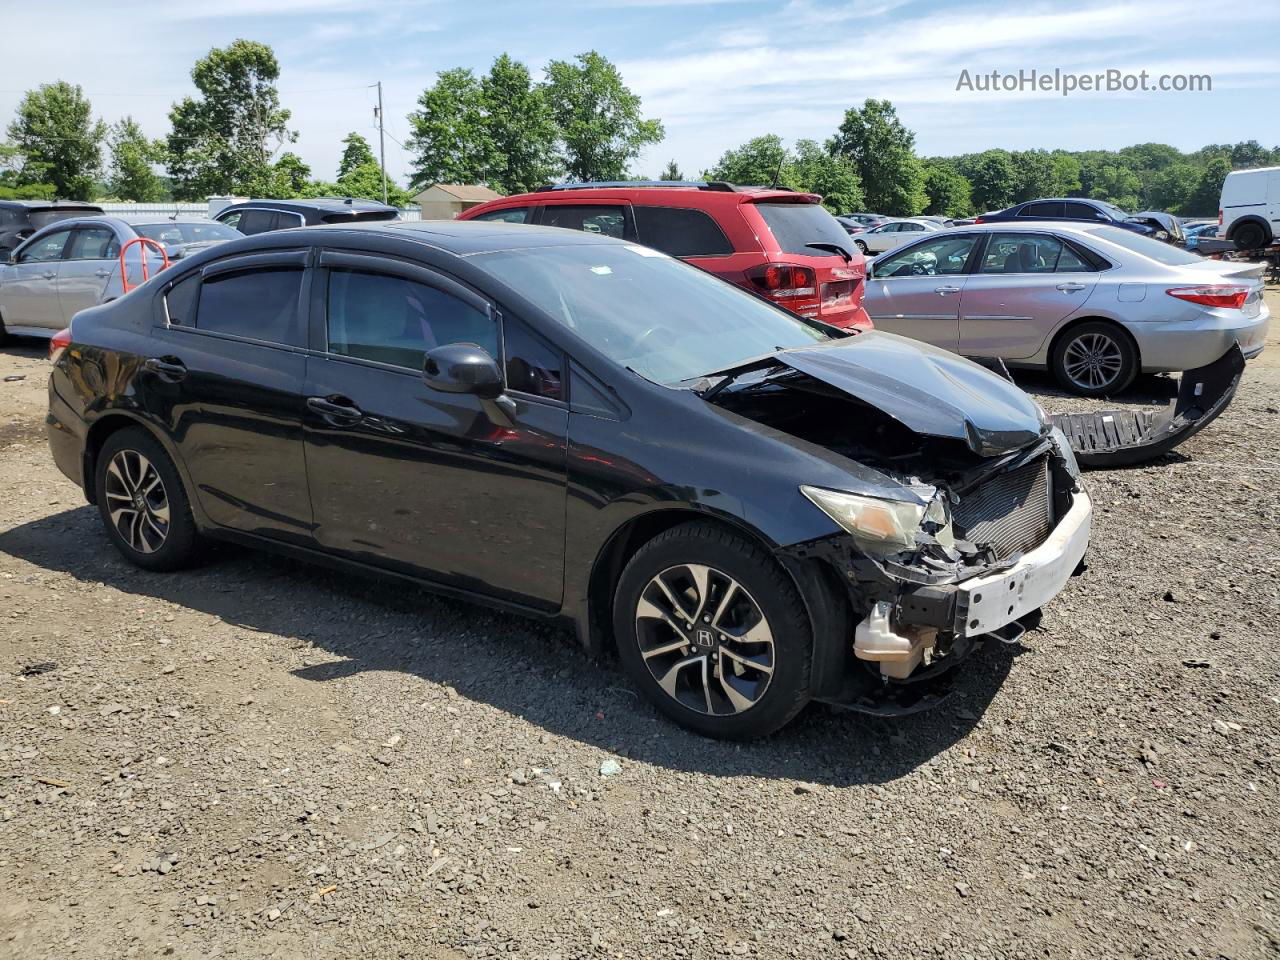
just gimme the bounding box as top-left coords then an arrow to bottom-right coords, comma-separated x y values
46,219 -> 1090,738
0,216 -> 239,342
851,218 -> 942,255
1218,165 -> 1280,250
1183,223 -> 1222,252
839,212 -> 890,229
214,198 -> 399,235
977,198 -> 1185,245
0,200 -> 103,260
459,181 -> 870,329
864,222 -> 1268,396
834,216 -> 868,236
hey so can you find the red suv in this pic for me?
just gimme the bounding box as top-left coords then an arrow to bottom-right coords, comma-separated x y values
457,181 -> 871,330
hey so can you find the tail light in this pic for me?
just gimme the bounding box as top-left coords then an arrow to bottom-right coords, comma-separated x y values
1166,285 -> 1250,309
49,327 -> 72,364
1218,209 -> 1223,226
974,216 -> 985,224
746,263 -> 817,298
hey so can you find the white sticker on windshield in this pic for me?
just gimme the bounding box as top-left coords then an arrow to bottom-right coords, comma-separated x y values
623,245 -> 667,257
590,265 -> 612,275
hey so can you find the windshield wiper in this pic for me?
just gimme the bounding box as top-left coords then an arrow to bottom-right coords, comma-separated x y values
805,241 -> 853,262
697,357 -> 791,401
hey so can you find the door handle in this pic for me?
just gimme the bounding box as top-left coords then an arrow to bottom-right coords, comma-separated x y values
42,271 -> 56,280
307,395 -> 363,419
143,357 -> 187,382
94,269 -> 112,278
1056,282 -> 1087,292
935,285 -> 961,295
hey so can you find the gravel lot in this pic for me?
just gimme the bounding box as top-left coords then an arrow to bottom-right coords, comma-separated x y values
2,292 -> 1278,960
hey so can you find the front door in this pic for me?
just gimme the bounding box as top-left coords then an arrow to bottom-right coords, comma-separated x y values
958,232 -> 1099,360
3,227 -> 74,328
302,252 -> 569,609
146,251 -> 314,542
864,233 -> 980,350
56,224 -> 120,322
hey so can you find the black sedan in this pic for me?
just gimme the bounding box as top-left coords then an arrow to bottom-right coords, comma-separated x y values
46,221 -> 1092,738
214,197 -> 399,235
976,198 -> 1184,245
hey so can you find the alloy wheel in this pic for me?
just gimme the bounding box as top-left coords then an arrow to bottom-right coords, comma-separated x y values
634,563 -> 775,716
1062,332 -> 1124,391
103,449 -> 170,554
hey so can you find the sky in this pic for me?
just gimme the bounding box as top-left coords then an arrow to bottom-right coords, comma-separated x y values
1,0 -> 1275,191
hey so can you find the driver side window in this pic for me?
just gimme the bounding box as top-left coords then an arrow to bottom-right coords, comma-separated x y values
875,235 -> 977,277
18,229 -> 73,263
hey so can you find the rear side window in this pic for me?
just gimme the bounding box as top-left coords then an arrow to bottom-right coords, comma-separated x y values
326,269 -> 498,370
1064,202 -> 1108,221
236,210 -> 278,235
504,318 -> 563,400
67,227 -> 119,260
1018,201 -> 1064,218
980,233 -> 1067,274
195,267 -> 304,345
541,205 -> 634,240
754,202 -> 852,257
633,206 -> 733,257
472,207 -> 530,224
164,273 -> 200,326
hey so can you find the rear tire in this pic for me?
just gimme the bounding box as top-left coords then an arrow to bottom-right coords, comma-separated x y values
1231,221 -> 1269,251
613,522 -> 814,740
1050,320 -> 1138,397
94,427 -> 201,571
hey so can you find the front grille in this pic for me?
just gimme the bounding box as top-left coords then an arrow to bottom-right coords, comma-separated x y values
953,456 -> 1052,559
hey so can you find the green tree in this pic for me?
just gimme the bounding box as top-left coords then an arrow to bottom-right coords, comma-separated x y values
268,152 -> 311,197
705,134 -> 795,188
105,117 -> 166,201
479,54 -> 560,193
405,68 -> 493,189
338,162 -> 411,206
660,159 -> 682,181
7,81 -> 105,199
791,139 -> 863,213
543,51 -> 663,181
337,132 -> 376,180
1087,164 -> 1142,210
1185,156 -> 1231,216
959,149 -> 1018,211
166,40 -> 296,200
0,142 -> 55,199
921,159 -> 972,217
1010,149 -> 1074,203
1146,162 -> 1199,214
827,99 -> 924,216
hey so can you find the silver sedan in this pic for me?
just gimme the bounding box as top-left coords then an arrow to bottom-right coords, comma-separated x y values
864,222 -> 1271,396
851,218 -> 942,256
0,216 -> 238,340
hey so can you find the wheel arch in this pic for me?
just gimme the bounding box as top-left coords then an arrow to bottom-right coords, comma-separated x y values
1047,314 -> 1142,372
1227,214 -> 1272,247
81,412 -> 195,514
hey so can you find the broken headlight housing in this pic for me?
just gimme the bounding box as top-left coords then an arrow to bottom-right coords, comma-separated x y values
801,486 -> 952,555
1049,425 -> 1080,479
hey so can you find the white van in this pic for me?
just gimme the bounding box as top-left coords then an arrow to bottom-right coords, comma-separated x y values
1219,165 -> 1280,250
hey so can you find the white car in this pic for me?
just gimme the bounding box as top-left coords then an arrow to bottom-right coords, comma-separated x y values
851,218 -> 942,255
1219,165 -> 1280,250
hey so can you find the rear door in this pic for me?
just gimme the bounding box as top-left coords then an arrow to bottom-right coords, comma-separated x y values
958,231 -> 1099,360
864,232 -> 980,349
146,251 -> 314,542
56,224 -> 121,321
2,227 -> 74,328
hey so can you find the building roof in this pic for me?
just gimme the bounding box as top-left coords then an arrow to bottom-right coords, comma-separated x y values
414,183 -> 503,203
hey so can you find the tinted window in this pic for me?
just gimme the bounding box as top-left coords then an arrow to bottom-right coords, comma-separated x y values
218,212 -> 242,231
164,273 -> 200,326
874,235 -> 977,277
237,210 -> 279,235
1063,202 -> 1108,221
504,318 -> 563,400
1018,201 -> 1064,218
471,245 -> 830,386
18,229 -> 73,262
67,227 -> 119,260
472,207 -> 530,224
326,269 -> 497,370
633,206 -> 733,257
195,267 -> 303,344
900,222 -> 927,232
979,233 -> 1070,274
541,205 -> 631,239
755,202 -> 852,256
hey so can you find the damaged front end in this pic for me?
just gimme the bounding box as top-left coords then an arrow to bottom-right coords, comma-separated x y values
702,332 -> 1093,714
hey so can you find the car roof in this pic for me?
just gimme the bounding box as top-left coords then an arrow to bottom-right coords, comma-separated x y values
479,184 -> 818,206
0,200 -> 103,210
310,218 -> 632,255
220,198 -> 398,213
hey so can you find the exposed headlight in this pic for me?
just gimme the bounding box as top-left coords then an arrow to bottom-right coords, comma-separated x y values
801,486 -> 934,554
1050,425 -> 1080,478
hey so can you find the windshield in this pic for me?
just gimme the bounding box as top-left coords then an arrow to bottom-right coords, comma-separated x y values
1083,226 -> 1203,266
754,202 -> 852,257
133,221 -> 241,246
471,243 -> 831,385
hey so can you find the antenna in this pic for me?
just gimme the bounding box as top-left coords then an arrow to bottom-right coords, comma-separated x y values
769,148 -> 785,190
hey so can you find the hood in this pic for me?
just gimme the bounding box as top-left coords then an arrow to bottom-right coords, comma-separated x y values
768,332 -> 1046,456
1127,211 -> 1183,240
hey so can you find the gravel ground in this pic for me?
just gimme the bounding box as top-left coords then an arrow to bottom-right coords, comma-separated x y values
2,292 -> 1278,960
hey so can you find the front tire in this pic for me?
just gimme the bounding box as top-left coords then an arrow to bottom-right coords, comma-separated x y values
1050,320 -> 1137,397
94,427 -> 201,571
613,522 -> 814,740
854,239 -> 869,254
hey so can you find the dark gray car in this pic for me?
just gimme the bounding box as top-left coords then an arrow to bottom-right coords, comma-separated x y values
0,200 -> 104,259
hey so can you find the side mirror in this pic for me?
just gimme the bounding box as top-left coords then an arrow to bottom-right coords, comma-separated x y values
423,343 -> 504,399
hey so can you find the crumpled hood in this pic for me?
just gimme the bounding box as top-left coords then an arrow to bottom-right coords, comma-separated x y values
774,331 -> 1046,456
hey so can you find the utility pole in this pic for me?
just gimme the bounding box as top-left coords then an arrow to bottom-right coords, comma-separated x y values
373,81 -> 388,204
